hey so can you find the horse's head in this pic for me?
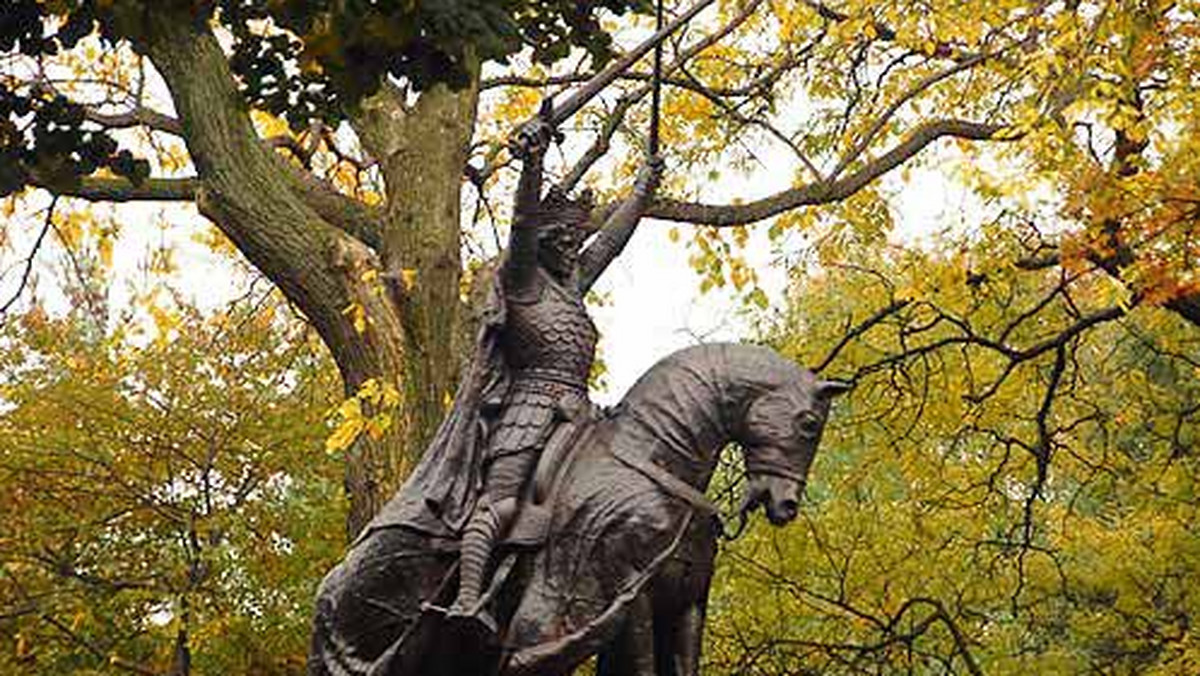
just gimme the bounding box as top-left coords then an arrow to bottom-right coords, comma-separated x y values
734,377 -> 850,526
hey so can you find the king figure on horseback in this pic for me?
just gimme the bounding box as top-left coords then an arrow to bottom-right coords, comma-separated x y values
445,103 -> 663,630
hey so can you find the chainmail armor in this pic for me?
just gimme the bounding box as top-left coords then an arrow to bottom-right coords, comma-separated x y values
487,272 -> 597,459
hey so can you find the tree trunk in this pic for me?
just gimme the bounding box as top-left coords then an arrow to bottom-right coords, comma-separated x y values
137,11 -> 477,538
349,74 -> 482,535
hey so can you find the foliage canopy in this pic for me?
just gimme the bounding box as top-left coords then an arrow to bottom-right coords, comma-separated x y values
0,0 -> 647,195
704,227 -> 1200,673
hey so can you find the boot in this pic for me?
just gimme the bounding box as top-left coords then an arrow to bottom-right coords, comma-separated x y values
447,503 -> 501,634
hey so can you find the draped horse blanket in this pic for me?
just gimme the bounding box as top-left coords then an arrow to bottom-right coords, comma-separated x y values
338,415 -> 699,674
499,347 -> 734,672
501,418 -> 700,674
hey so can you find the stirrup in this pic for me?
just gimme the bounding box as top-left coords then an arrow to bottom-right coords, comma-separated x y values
444,601 -> 498,637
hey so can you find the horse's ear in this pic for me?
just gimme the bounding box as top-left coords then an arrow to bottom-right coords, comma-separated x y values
815,379 -> 853,399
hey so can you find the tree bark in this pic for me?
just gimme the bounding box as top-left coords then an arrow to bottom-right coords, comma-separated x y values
352,73 -> 482,514
138,12 -> 422,537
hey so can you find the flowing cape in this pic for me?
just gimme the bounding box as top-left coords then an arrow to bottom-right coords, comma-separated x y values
359,276 -> 509,541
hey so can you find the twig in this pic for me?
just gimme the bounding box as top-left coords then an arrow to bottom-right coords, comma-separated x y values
0,197 -> 57,317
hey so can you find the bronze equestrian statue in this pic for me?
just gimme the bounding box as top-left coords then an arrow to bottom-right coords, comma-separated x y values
309,340 -> 848,675
309,21 -> 849,670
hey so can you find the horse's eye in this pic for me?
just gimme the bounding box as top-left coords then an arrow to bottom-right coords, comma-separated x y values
794,411 -> 822,439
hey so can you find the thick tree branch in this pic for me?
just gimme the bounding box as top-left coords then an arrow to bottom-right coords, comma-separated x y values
279,163 -> 384,250
647,119 -> 1005,226
84,105 -> 183,136
31,169 -> 382,249
1164,295 -> 1200,327
29,69 -> 382,248
34,175 -> 200,202
135,10 -> 403,395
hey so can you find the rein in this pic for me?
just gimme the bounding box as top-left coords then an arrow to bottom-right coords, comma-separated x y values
607,444 -> 761,543
610,445 -> 717,517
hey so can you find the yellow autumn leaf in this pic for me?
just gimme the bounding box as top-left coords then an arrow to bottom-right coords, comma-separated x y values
381,382 -> 401,409
335,396 -> 363,421
357,377 -> 381,404
325,416 -> 364,454
98,236 -> 113,268
343,302 -> 368,334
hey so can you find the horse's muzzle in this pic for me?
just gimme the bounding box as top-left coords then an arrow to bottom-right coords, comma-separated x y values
740,473 -> 803,526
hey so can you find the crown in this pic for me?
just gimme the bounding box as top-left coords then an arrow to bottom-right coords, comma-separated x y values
537,185 -> 595,231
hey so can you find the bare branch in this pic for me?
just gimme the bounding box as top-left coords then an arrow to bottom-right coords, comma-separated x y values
647,119 -> 1006,226
886,597 -> 985,676
536,0 -> 721,129
801,0 -> 993,63
560,0 -> 767,189
832,52 -> 993,179
813,299 -> 911,374
483,63 -> 806,99
30,79 -> 183,136
675,62 -> 823,180
0,198 -> 56,316
40,614 -> 157,676
1014,304 -> 1126,361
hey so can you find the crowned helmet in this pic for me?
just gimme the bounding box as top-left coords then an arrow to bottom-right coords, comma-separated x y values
535,185 -> 596,235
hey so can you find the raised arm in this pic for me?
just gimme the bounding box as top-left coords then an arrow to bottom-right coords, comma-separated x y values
577,156 -> 663,293
504,103 -> 556,289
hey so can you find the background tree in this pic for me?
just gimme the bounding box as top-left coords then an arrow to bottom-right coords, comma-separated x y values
1,0 -> 651,537
0,271 -> 346,673
700,227 -> 1200,674
679,1 -> 1200,672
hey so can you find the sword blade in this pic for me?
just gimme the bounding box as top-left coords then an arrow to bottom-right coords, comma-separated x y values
542,0 -> 717,128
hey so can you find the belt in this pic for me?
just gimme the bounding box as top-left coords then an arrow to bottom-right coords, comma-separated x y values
511,367 -> 588,390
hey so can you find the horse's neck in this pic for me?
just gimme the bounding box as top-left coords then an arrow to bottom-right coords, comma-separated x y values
615,348 -> 741,489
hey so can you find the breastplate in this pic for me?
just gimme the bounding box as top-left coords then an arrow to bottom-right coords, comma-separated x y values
501,274 -> 598,387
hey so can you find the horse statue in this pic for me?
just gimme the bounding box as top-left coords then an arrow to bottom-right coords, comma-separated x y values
309,342 -> 848,675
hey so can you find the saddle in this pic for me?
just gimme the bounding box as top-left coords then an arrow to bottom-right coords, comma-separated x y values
503,407 -> 608,547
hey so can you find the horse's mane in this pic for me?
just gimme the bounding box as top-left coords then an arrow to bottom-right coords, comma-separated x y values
619,343 -> 811,407
611,343 -> 814,463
